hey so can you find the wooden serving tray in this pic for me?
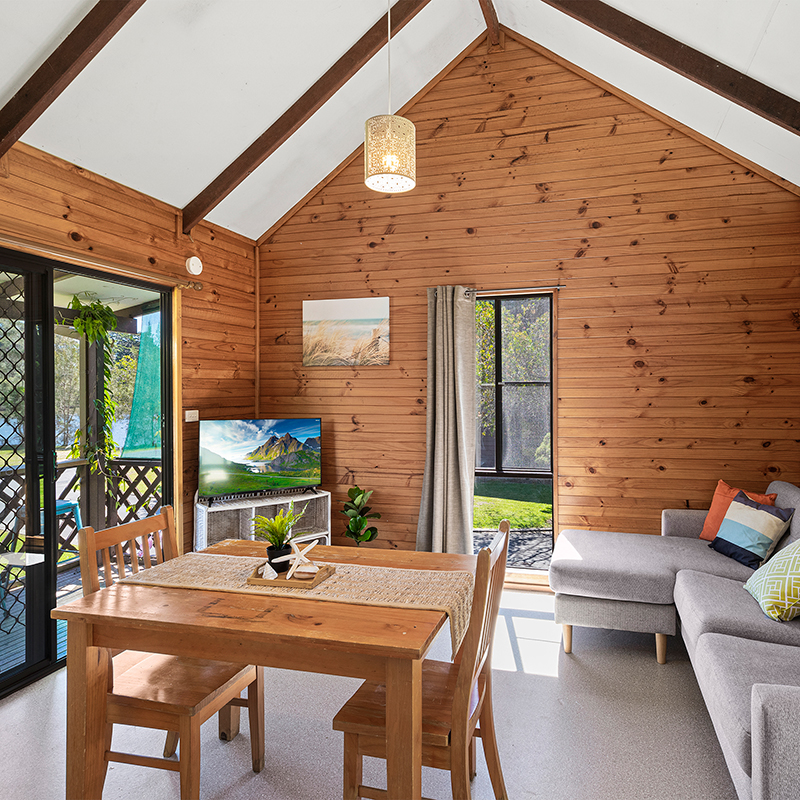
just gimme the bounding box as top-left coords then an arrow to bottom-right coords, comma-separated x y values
247,562 -> 335,589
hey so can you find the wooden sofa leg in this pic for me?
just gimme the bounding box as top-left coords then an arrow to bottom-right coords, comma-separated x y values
655,633 -> 667,664
562,624 -> 573,654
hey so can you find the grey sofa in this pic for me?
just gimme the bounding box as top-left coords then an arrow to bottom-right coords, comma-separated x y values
549,480 -> 800,800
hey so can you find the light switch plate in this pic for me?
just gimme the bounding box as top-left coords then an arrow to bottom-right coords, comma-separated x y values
184,409 -> 199,423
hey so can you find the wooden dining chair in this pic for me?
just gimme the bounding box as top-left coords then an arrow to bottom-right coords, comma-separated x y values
332,520 -> 510,800
78,505 -> 265,799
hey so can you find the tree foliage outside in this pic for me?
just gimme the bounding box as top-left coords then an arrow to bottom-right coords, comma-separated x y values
0,318 -> 25,434
476,301 -> 496,468
108,331 -> 140,433
54,332 -> 81,450
0,316 -> 25,470
54,324 -> 140,459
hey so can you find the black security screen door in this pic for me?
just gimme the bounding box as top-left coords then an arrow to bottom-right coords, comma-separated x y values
0,257 -> 56,692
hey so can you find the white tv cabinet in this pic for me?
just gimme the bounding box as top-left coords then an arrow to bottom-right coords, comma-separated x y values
194,489 -> 331,551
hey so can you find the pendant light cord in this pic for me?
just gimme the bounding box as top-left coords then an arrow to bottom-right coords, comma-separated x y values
387,0 -> 392,115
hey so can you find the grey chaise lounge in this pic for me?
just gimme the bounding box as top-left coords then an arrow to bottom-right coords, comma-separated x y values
548,501 -> 758,664
549,480 -> 800,800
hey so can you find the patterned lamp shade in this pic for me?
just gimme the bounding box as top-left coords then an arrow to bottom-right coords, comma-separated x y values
364,114 -> 416,193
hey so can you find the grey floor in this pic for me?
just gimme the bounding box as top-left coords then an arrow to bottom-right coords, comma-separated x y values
0,590 -> 737,800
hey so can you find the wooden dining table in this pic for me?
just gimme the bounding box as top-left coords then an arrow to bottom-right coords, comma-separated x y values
51,540 -> 477,799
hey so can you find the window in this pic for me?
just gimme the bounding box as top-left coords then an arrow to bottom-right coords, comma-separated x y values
474,294 -> 553,570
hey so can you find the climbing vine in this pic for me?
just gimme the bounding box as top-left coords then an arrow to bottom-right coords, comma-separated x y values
66,296 -> 119,475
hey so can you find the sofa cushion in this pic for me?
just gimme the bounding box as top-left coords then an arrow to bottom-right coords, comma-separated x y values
744,539 -> 800,621
709,492 -> 794,569
675,570 -> 800,653
769,480 -> 800,554
550,529 -> 752,605
693,634 -> 800,778
700,479 -> 778,541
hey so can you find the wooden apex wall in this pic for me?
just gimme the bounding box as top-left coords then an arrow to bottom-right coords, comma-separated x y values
0,143 -> 257,551
258,34 -> 800,547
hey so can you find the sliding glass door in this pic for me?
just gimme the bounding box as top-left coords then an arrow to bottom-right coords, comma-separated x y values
0,247 -> 172,697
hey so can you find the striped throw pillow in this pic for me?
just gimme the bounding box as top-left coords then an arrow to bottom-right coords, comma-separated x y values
744,539 -> 800,621
709,491 -> 794,569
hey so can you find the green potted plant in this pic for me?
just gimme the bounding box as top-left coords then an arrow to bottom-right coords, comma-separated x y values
252,501 -> 306,573
342,486 -> 380,545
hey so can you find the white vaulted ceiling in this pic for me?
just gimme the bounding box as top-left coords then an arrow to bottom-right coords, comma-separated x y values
1,0 -> 798,240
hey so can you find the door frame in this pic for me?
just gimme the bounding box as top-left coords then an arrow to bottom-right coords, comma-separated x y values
474,289 -> 558,590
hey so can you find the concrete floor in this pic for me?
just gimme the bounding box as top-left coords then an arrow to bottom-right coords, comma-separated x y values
0,590 -> 737,800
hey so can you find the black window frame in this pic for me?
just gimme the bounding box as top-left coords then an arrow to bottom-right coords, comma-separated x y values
475,292 -> 554,480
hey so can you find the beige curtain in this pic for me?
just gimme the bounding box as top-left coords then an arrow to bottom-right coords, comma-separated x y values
416,286 -> 476,554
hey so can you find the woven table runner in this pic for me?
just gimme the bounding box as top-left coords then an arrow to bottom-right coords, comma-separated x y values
119,552 -> 474,656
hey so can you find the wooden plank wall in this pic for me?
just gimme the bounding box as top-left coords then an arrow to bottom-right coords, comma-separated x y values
0,143 -> 257,551
258,34 -> 800,547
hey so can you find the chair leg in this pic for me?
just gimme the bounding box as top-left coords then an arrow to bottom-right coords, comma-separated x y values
656,633 -> 667,665
562,624 -> 573,654
103,719 -> 113,784
450,737 -> 472,800
343,732 -> 362,800
218,700 -> 241,741
178,716 -> 201,800
479,678 -> 509,800
469,733 -> 477,780
247,667 -> 265,773
103,651 -> 114,783
163,731 -> 179,758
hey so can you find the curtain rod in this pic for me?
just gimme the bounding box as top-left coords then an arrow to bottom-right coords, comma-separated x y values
0,233 -> 203,291
467,285 -> 563,296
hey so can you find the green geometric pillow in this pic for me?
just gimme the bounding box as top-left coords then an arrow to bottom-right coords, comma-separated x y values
744,539 -> 800,621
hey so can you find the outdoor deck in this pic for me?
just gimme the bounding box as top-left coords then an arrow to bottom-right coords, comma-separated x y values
1,458 -> 162,680
0,560 -> 82,675
474,527 -> 553,570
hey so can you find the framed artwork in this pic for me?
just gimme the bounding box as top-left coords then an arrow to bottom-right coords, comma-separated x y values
302,297 -> 389,366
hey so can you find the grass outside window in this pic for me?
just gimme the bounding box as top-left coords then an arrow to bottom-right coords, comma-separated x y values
473,476 -> 552,529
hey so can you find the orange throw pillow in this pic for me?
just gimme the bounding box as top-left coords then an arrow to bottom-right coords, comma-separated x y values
699,480 -> 778,541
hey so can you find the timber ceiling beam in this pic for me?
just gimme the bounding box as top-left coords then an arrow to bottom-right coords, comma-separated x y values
0,0 -> 147,160
478,0 -> 501,48
539,0 -> 800,136
181,0 -> 433,234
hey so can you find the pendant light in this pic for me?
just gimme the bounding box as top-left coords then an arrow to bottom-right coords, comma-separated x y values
364,0 -> 416,193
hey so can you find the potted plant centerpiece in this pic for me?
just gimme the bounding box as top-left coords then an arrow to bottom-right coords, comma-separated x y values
252,501 -> 307,573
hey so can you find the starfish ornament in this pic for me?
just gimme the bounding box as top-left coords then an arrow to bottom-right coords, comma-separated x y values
271,539 -> 319,579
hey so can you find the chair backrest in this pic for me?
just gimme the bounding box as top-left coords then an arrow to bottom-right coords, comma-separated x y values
79,506 -> 178,596
453,520 -> 509,735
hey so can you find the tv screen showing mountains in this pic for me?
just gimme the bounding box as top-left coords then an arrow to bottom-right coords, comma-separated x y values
198,418 -> 321,498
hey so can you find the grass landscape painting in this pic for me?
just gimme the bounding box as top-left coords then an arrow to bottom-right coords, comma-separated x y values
303,297 -> 389,366
198,418 -> 321,498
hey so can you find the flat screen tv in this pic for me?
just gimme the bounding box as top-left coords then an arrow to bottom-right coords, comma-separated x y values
198,418 -> 321,501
